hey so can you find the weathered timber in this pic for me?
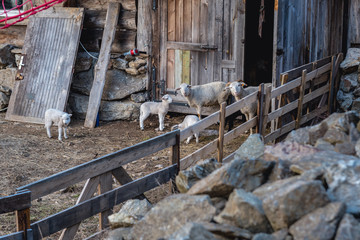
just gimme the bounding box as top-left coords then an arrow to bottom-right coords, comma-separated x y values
84,2 -> 120,128
224,118 -> 258,145
17,131 -> 178,200
217,102 -> 226,163
295,70 -> 307,129
0,191 -> 31,214
30,165 -> 178,239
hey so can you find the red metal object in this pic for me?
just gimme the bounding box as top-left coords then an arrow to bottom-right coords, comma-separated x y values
123,48 -> 139,56
0,0 -> 67,29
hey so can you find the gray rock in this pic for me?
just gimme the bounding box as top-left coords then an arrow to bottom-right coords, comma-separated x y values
252,233 -> 276,240
210,197 -> 227,215
340,48 -> 360,74
108,199 -> 152,228
353,87 -> 360,97
0,91 -> 9,109
315,138 -> 336,152
187,158 -> 274,197
261,180 -> 330,231
324,160 -> 360,214
168,222 -> 218,240
334,213 -> 360,240
176,158 -> 221,193
351,97 -> 360,111
130,92 -> 149,103
0,68 -> 16,90
99,99 -> 140,121
267,160 -> 294,183
125,68 -> 139,76
334,142 -> 356,156
0,44 -> 16,68
111,57 -> 128,70
214,189 -> 272,233
68,93 -> 141,121
74,52 -> 96,72
199,222 -> 253,239
284,127 -> 310,145
289,202 -> 346,240
322,128 -> 349,145
138,66 -> 147,74
234,134 -> 265,160
337,90 -> 353,111
131,194 -> 216,240
106,227 -> 132,240
356,139 -> 360,158
340,73 -> 358,93
72,69 -> 147,100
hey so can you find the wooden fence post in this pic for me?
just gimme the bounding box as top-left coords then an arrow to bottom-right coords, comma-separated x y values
333,53 -> 344,112
276,74 -> 288,132
328,56 -> 336,114
16,208 -> 30,240
217,102 -> 226,163
170,130 -> 180,192
261,84 -> 272,136
295,69 -> 307,129
98,172 -> 113,230
257,83 -> 265,134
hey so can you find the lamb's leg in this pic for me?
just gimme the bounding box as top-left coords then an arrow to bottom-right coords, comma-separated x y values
63,126 -> 68,139
186,135 -> 193,144
58,126 -> 63,141
194,133 -> 199,144
139,111 -> 150,130
45,121 -> 52,138
158,113 -> 165,131
197,106 -> 202,120
248,113 -> 254,134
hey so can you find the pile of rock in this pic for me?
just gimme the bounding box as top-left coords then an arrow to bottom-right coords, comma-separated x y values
0,44 -> 17,110
337,48 -> 360,111
69,51 -> 149,121
104,112 -> 360,240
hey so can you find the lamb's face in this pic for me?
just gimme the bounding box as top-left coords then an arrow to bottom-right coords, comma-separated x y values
179,83 -> 191,97
162,94 -> 173,103
61,113 -> 72,126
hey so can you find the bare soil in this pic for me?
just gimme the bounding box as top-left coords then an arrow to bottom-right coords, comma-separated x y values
0,111 -> 248,239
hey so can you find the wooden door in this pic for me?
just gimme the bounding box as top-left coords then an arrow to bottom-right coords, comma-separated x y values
6,8 -> 84,124
160,0 -> 245,114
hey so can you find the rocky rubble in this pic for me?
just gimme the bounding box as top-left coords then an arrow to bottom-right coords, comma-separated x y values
337,48 -> 360,111
104,111 -> 360,240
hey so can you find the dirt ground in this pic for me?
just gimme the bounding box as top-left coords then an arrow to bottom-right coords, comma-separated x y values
0,111 -> 248,239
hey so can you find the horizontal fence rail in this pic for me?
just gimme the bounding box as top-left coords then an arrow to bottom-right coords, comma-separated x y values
2,53 -> 343,240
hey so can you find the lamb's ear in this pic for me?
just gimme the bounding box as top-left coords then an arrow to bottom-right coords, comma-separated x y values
225,82 -> 231,87
188,85 -> 192,88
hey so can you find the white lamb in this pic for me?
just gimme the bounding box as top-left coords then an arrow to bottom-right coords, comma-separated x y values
171,115 -> 200,144
175,82 -> 231,119
139,94 -> 173,131
44,109 -> 72,141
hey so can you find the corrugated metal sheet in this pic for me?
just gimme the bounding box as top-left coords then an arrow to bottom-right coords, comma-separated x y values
6,7 -> 84,124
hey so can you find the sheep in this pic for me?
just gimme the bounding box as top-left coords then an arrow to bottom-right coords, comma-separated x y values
44,109 -> 72,141
175,82 -> 231,119
139,94 -> 173,131
226,80 -> 271,134
171,115 -> 200,144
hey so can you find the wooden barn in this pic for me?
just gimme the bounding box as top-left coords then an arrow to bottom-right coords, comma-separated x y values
0,0 -> 359,121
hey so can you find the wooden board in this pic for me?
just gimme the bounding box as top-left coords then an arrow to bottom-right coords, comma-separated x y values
6,8 -> 84,124
84,2 -> 120,128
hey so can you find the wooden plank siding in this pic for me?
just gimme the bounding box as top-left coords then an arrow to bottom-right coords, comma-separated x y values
273,0 -> 344,87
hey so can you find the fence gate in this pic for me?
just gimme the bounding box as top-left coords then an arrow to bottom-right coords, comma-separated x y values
6,7 -> 84,124
160,0 -> 245,114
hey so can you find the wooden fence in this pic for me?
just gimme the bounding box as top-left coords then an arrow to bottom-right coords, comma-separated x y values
1,53 -> 342,239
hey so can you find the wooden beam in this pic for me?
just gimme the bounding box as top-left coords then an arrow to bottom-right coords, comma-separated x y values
30,165 -> 178,239
257,84 -> 265,134
0,191 -> 31,214
217,102 -> 226,163
16,208 -> 30,240
262,84 -> 272,135
17,131 -> 178,200
295,70 -> 307,129
84,2 -> 120,128
98,172 -> 113,229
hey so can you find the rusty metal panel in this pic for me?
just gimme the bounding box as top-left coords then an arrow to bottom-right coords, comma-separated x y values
6,7 -> 84,124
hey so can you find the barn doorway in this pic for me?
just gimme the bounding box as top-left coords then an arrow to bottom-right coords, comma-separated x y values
244,0 -> 274,86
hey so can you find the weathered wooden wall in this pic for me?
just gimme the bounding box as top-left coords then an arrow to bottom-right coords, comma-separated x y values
348,0 -> 360,48
274,0 -> 344,86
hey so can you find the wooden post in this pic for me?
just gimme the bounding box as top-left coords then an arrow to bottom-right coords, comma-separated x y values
16,208 -> 30,240
257,83 -> 265,134
328,56 -> 336,114
217,102 -> 226,163
307,62 -> 317,114
276,74 -> 288,131
170,130 -> 180,192
295,69 -> 307,129
98,172 -> 113,230
333,53 -> 344,112
84,2 -> 120,128
261,84 -> 272,137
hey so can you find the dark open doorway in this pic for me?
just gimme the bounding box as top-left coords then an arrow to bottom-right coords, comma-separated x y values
244,0 -> 274,86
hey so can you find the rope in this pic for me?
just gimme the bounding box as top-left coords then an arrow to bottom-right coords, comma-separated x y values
79,41 -> 98,60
